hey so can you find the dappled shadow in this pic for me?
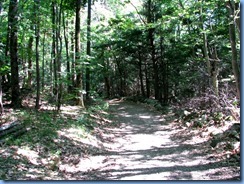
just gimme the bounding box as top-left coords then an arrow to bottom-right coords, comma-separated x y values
0,130 -> 107,179
102,142 -> 208,159
77,144 -> 238,180
0,99 -> 240,180
77,99 -> 239,180
0,103 -> 109,180
109,101 -> 169,135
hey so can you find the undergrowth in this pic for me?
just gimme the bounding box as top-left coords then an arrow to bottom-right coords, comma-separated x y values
0,97 -> 112,179
5,98 -> 109,145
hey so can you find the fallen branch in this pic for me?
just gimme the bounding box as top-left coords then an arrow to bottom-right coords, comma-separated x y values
0,126 -> 28,147
0,124 -> 24,139
12,127 -> 27,138
0,121 -> 20,132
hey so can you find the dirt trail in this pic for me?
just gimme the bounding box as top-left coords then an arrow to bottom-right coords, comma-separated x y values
77,99 -> 239,180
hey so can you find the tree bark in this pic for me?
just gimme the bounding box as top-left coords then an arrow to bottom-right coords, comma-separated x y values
147,0 -> 160,100
52,2 -> 58,96
138,51 -> 145,97
27,36 -> 33,89
199,0 -> 219,96
70,20 -> 76,89
9,0 -> 21,108
35,0 -> 40,109
63,12 -> 71,92
145,62 -> 150,98
57,1 -> 63,110
86,0 -> 91,100
42,32 -> 46,91
75,0 -> 84,107
104,76 -> 110,98
4,3 -> 11,88
160,33 -> 168,104
226,1 -> 240,99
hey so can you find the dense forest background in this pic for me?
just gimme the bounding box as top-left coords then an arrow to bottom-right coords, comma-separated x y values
0,0 -> 240,111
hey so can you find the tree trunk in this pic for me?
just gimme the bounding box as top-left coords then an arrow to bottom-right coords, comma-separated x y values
27,36 -> 33,89
138,52 -> 145,97
57,1 -> 63,110
147,0 -> 160,100
63,12 -> 71,92
104,76 -> 110,98
145,62 -> 150,98
104,55 -> 110,98
149,29 -> 160,100
86,0 -> 91,100
226,1 -> 240,99
4,4 -> 11,88
75,0 -> 84,107
9,0 -> 21,108
42,32 -> 46,91
160,32 -> 168,104
210,46 -> 220,97
35,0 -> 40,109
199,0 -> 219,96
70,24 -> 76,89
49,41 -> 53,93
52,2 -> 58,96
231,2 -> 240,39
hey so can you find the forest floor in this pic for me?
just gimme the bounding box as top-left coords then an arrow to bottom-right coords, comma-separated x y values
0,98 -> 240,180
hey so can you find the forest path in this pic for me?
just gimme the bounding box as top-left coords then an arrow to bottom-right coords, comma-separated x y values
80,99 -> 238,180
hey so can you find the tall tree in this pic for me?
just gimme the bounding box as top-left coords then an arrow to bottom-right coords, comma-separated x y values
27,35 -> 34,89
0,2 -> 3,114
56,0 -> 63,110
42,31 -> 46,91
199,0 -> 219,96
75,0 -> 84,107
63,11 -> 71,92
35,0 -> 40,109
9,0 -> 21,108
86,0 -> 91,100
52,1 -> 58,96
226,0 -> 240,99
70,19 -> 76,89
145,0 -> 160,101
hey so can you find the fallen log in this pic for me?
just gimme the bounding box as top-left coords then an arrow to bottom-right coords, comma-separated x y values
0,121 -> 20,132
12,127 -> 27,138
0,126 -> 28,147
0,124 -> 24,139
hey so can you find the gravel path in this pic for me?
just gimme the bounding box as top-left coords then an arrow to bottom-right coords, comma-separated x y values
80,99 -> 240,180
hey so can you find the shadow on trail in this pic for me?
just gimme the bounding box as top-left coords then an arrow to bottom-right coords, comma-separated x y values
79,142 -> 236,180
78,100 -> 239,180
87,159 -> 234,180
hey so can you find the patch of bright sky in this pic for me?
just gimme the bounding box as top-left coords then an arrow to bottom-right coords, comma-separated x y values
92,1 -> 114,18
122,0 -> 142,14
89,0 -> 142,27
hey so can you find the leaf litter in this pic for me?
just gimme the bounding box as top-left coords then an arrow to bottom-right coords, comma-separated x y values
0,98 -> 240,180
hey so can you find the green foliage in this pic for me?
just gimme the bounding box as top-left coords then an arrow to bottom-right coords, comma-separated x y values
0,0 -> 239,127
0,64 -> 10,75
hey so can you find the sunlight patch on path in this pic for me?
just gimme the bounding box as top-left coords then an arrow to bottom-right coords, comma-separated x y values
75,99 -> 240,180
